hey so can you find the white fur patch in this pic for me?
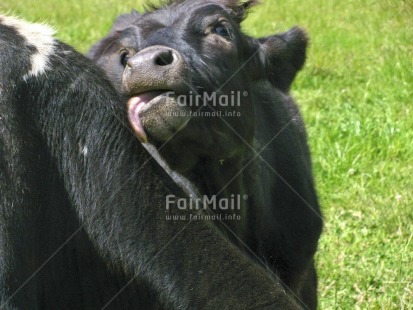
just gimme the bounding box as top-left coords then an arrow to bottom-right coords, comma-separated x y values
0,14 -> 56,80
81,145 -> 88,156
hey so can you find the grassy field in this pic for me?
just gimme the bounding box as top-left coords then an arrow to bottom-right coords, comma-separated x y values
1,0 -> 412,308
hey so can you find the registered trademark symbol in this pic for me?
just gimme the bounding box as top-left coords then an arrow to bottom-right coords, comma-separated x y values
243,91 -> 248,97
243,194 -> 248,200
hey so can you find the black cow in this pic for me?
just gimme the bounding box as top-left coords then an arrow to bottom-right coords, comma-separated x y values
0,14 -> 302,309
89,0 -> 323,309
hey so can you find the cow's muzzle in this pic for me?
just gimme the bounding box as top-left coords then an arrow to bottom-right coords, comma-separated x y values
122,45 -> 188,95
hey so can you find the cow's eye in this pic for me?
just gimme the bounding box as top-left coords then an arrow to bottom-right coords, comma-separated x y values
212,24 -> 231,38
120,50 -> 130,67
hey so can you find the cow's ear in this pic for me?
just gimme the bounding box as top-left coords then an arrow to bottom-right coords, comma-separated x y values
87,10 -> 140,60
255,27 -> 308,91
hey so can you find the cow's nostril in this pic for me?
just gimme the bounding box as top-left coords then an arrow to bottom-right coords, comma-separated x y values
155,50 -> 174,66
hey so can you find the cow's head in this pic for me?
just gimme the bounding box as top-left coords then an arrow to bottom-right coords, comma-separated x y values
89,0 -> 307,173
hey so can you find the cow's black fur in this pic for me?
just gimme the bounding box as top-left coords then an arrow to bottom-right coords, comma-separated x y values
89,0 -> 323,309
0,15 -> 302,309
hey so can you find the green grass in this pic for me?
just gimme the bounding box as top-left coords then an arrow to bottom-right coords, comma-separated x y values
1,0 -> 412,308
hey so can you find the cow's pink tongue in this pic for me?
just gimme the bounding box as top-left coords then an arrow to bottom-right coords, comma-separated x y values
128,96 -> 148,143
127,91 -> 164,143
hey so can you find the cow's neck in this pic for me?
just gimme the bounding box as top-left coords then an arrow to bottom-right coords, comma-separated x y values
146,142 -> 252,243
192,156 -> 251,242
